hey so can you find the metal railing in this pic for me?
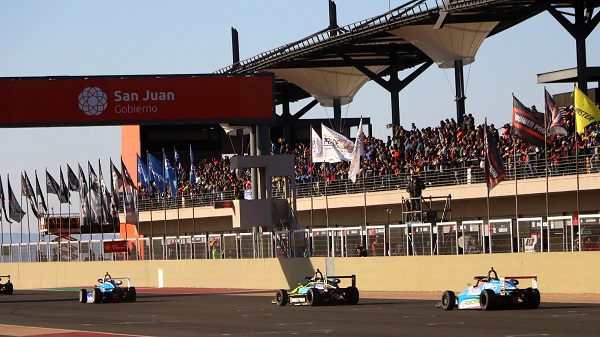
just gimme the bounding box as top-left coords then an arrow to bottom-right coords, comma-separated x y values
2,214 -> 597,262
134,150 -> 599,211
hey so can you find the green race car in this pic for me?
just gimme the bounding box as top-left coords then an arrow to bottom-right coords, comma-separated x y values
273,269 -> 359,306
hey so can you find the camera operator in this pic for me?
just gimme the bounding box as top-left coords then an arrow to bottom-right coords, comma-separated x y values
406,170 -> 425,220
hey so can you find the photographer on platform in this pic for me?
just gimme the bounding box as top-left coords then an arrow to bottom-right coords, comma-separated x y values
406,170 -> 425,220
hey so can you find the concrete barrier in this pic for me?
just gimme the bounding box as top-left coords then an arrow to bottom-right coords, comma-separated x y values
2,252 -> 599,294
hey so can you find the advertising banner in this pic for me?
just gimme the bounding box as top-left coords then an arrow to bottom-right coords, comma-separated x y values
0,74 -> 274,127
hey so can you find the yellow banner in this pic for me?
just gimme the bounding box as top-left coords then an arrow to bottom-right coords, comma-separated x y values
574,86 -> 600,134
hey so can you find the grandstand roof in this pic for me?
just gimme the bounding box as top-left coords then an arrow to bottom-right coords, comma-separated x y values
215,0 -> 600,105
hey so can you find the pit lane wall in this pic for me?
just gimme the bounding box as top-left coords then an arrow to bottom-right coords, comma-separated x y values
3,252 -> 599,294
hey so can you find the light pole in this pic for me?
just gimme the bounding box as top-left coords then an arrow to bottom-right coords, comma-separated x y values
383,208 -> 392,226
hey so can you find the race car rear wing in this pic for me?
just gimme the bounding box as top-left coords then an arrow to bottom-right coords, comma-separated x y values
0,274 -> 9,282
326,274 -> 356,288
100,273 -> 131,288
501,275 -> 538,289
304,269 -> 356,287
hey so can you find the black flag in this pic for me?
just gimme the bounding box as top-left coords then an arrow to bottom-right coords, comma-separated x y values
35,171 -> 48,215
8,175 -> 25,223
484,124 -> 506,191
22,172 -> 40,218
59,167 -> 70,203
0,176 -> 12,223
67,164 -> 80,192
512,95 -> 548,148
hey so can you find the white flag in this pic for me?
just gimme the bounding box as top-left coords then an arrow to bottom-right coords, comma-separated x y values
348,118 -> 364,183
322,124 -> 354,163
311,127 -> 324,163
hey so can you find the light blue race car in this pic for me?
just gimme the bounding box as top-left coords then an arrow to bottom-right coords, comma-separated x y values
440,267 -> 540,310
79,272 -> 136,304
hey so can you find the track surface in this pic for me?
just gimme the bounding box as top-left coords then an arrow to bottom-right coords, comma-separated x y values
0,289 -> 599,337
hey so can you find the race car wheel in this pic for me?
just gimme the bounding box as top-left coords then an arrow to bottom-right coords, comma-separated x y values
522,288 -> 540,309
480,289 -> 497,311
441,290 -> 456,310
92,288 -> 102,304
4,282 -> 13,295
345,286 -> 359,305
307,288 -> 321,306
79,289 -> 88,303
125,287 -> 137,302
276,289 -> 288,306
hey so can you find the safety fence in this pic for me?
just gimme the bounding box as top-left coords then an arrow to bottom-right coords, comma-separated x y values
2,214 -> 598,263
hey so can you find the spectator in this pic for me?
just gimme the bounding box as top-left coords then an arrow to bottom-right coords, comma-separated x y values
356,241 -> 368,257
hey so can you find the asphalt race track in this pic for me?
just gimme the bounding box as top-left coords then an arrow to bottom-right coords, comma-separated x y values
0,289 -> 599,337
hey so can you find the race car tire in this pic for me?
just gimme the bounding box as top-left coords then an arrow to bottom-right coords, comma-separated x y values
480,289 -> 497,311
4,282 -> 13,295
345,286 -> 359,305
276,289 -> 288,306
441,290 -> 456,310
92,288 -> 102,304
522,288 -> 540,309
79,289 -> 88,303
125,287 -> 137,302
307,288 -> 321,306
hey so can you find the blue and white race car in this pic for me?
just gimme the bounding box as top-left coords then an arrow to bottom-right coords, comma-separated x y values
273,269 -> 359,306
79,272 -> 136,304
0,274 -> 13,295
440,267 -> 540,310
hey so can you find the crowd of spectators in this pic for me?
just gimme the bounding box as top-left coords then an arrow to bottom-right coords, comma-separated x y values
137,105 -> 600,200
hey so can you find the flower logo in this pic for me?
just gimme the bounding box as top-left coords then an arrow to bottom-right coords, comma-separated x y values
78,87 -> 108,116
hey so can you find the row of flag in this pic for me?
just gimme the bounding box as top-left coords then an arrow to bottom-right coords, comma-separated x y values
2,89 -> 598,225
136,145 -> 194,198
489,87 -> 600,191
0,159 -> 138,226
308,88 -> 600,193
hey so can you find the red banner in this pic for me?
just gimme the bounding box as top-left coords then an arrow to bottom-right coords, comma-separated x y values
104,240 -> 128,253
0,74 -> 274,127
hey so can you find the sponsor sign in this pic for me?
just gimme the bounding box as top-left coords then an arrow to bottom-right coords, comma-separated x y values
458,298 -> 481,309
103,240 -> 128,253
0,74 -> 274,127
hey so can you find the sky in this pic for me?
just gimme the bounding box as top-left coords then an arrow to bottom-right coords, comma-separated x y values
0,0 -> 599,235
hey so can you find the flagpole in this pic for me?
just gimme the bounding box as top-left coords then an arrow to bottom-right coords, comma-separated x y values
513,133 -> 518,222
119,158 -> 128,260
147,151 -> 154,260
174,148 -> 181,260
324,165 -> 329,229
309,128 -> 314,233
189,144 -> 196,259
575,99 -> 581,230
7,174 -> 13,263
485,119 -> 491,254
544,87 -> 550,224
19,181 -> 24,262
25,186 -> 32,262
321,125 -> 329,229
162,148 -> 167,260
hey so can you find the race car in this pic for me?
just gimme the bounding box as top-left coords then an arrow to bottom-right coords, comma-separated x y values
0,275 -> 13,295
273,269 -> 359,306
79,272 -> 136,304
439,267 -> 540,311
